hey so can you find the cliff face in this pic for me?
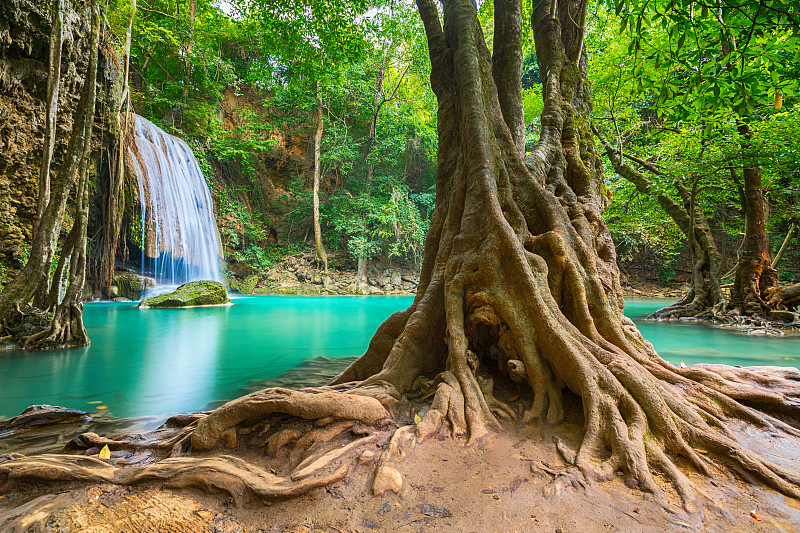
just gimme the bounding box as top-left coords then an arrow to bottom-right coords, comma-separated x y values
0,0 -> 113,282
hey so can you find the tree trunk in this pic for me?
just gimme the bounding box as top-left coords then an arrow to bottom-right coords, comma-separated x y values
330,0 -> 800,505
772,222 -> 795,268
313,89 -> 328,272
0,0 -> 99,338
492,0 -> 525,153
33,0 -> 63,241
593,124 -> 726,319
99,0 -> 136,297
365,67 -> 385,185
731,125 -> 778,315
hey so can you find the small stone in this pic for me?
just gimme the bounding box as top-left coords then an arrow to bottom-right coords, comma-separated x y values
359,450 -> 375,464
377,502 -> 391,515
85,447 -> 99,456
373,465 -> 403,495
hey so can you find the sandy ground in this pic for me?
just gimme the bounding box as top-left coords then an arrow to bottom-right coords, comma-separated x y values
2,423 -> 799,533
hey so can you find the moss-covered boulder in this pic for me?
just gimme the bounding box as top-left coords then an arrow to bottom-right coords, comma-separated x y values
138,281 -> 230,308
112,271 -> 156,300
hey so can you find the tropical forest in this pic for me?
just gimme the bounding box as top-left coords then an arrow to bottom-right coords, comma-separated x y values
0,0 -> 799,530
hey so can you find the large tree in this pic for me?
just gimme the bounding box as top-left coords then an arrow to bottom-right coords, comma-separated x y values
2,0 -> 799,516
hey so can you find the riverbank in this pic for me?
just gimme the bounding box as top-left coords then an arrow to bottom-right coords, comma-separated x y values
226,252 -> 421,297
2,408 -> 798,532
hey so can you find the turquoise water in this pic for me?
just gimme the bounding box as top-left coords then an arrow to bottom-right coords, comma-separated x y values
1,297 -> 798,419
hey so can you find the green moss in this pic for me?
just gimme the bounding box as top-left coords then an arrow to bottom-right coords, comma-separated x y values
138,281 -> 231,308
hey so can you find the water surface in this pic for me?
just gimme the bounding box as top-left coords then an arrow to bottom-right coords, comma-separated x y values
1,297 -> 798,419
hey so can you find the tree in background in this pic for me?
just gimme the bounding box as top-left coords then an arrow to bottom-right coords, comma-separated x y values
592,0 -> 800,318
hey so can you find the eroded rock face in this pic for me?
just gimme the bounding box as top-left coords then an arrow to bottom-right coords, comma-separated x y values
0,0 -> 117,283
138,281 -> 230,308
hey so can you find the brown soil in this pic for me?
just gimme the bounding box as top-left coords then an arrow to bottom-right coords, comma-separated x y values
3,427 -> 799,532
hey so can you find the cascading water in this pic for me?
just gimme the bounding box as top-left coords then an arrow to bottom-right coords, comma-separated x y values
128,115 -> 224,294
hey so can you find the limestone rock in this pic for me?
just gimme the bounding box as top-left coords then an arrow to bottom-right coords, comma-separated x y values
138,281 -> 230,308
372,465 -> 403,495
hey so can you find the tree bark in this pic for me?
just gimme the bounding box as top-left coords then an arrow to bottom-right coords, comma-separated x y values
731,124 -> 778,315
331,0 -> 800,505
313,89 -> 328,272
99,0 -> 136,297
492,0 -> 525,153
33,0 -> 63,241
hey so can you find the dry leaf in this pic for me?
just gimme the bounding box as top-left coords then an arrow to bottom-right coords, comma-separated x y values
414,413 -> 421,424
99,445 -> 111,460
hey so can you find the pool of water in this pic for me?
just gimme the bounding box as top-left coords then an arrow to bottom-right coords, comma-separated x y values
1,297 -> 798,419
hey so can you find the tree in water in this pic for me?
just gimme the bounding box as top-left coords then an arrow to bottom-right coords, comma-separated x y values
2,0 -> 799,517
596,0 -> 800,323
0,0 -> 100,348
592,124 -> 727,320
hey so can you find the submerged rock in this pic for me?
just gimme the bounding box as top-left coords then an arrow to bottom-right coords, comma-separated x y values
0,405 -> 90,435
113,271 -> 156,300
138,281 -> 230,308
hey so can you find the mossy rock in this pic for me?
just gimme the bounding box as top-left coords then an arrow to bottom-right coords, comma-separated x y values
138,281 -> 230,308
113,272 -> 156,300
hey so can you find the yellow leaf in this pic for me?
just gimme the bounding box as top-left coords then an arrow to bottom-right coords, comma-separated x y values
97,405 -> 108,410
785,357 -> 797,361
99,445 -> 111,460
414,413 -> 421,425
775,93 -> 783,110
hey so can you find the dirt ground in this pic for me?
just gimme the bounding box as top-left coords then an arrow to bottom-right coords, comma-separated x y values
2,424 -> 799,533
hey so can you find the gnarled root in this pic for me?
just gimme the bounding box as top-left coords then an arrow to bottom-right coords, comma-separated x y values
0,386 -> 394,504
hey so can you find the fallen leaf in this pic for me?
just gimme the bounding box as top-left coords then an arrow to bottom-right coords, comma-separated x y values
508,394 -> 520,402
693,449 -> 708,455
87,401 -> 102,404
414,413 -> 421,424
750,510 -> 762,521
98,445 -> 111,460
97,405 -> 108,410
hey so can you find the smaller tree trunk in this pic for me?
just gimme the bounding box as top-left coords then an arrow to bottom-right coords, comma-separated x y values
44,222 -> 78,310
33,0 -> 63,241
593,124 -> 725,318
492,0 -> 525,154
313,89 -> 328,272
731,124 -> 777,315
772,222 -> 795,268
356,257 -> 367,286
100,0 -> 136,297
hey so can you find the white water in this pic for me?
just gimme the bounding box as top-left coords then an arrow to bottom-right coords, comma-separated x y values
129,115 -> 223,293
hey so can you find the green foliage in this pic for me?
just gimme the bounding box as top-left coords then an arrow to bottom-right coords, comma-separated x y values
324,177 -> 428,265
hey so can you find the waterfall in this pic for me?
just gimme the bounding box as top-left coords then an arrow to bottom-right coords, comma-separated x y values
128,115 -> 223,292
